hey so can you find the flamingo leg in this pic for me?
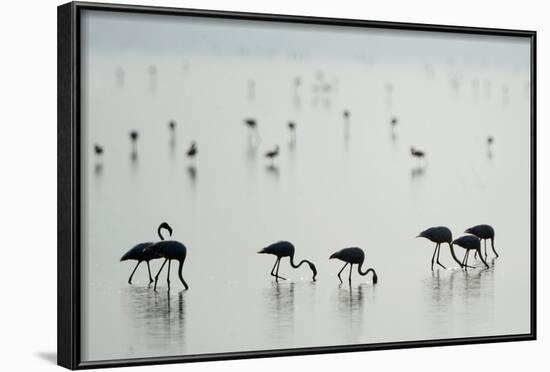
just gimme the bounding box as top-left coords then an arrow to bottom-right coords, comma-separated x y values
491,238 -> 499,258
484,240 -> 488,259
462,253 -> 476,269
154,258 -> 168,291
146,261 -> 153,283
166,259 -> 172,289
478,248 -> 490,269
462,250 -> 468,266
431,243 -> 439,271
348,264 -> 353,283
436,244 -> 446,269
178,260 -> 189,290
270,258 -> 279,279
275,258 -> 287,281
128,261 -> 141,284
337,263 -> 349,283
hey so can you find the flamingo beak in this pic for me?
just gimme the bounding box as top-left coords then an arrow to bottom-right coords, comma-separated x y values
257,248 -> 267,254
329,253 -> 336,259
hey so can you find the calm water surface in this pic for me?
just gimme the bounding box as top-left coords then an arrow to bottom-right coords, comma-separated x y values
80,13 -> 531,362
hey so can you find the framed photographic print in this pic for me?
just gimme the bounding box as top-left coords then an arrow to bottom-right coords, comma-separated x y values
57,1 -> 536,369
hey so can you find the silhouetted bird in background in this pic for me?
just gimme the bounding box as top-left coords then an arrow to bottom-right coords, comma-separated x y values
146,222 -> 189,291
169,120 -> 176,131
452,235 -> 489,269
187,141 -> 197,159
258,241 -> 317,282
343,110 -> 350,120
120,222 -> 171,284
244,118 -> 261,143
94,144 -> 103,155
410,147 -> 425,159
417,226 -> 463,270
329,247 -> 378,284
465,224 -> 498,258
288,121 -> 296,143
265,145 -> 279,165
390,117 -> 398,127
487,136 -> 494,158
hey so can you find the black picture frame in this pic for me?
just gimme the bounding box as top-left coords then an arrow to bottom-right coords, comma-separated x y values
57,1 -> 537,369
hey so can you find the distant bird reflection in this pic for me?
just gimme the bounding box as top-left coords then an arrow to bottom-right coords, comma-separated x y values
187,165 -> 197,183
115,66 -> 125,88
410,166 -> 426,178
265,164 -> 279,178
148,64 -> 157,93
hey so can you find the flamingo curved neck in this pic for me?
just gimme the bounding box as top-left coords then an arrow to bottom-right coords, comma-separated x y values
357,261 -> 372,276
158,226 -> 165,240
290,255 -> 308,269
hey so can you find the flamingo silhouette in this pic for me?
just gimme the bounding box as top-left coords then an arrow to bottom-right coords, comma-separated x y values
187,141 -> 197,159
94,144 -> 104,155
452,235 -> 489,269
466,224 -> 498,258
258,241 -> 317,282
120,222 -> 170,284
329,247 -> 378,284
265,145 -> 279,165
244,118 -> 261,143
146,222 -> 189,291
417,226 -> 463,270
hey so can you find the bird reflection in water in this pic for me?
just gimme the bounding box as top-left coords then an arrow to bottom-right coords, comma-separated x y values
265,164 -> 279,179
123,286 -> 186,350
410,166 -> 426,178
187,165 -> 197,184
336,283 -> 369,344
263,282 -> 295,343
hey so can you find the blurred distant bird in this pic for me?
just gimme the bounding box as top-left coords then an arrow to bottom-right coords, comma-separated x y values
146,222 -> 189,291
329,247 -> 378,284
94,144 -> 103,155
169,120 -> 176,131
120,222 -> 170,284
465,224 -> 498,258
265,145 -> 279,164
129,130 -> 139,159
417,226 -> 463,270
343,110 -> 350,119
486,136 -> 494,158
410,147 -> 425,159
187,141 -> 197,158
288,121 -> 296,131
244,118 -> 261,143
258,241 -> 317,282
391,117 -> 398,127
130,130 -> 139,145
452,235 -> 489,269
288,121 -> 296,142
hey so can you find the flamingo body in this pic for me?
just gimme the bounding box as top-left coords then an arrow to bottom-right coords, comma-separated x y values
258,241 -> 317,281
329,247 -> 378,284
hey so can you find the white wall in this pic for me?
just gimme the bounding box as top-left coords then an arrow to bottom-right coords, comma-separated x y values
0,0 -> 544,370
